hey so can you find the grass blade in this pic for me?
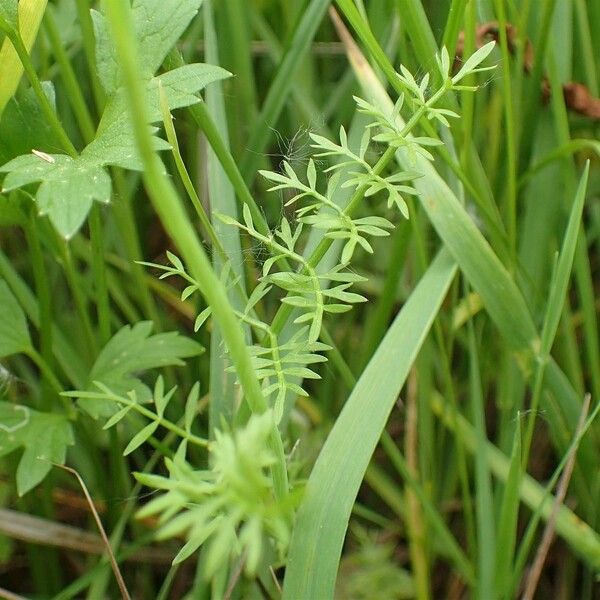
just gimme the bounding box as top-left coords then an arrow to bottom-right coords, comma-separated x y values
494,417 -> 522,599
521,395 -> 591,600
0,0 -> 47,117
340,19 -> 598,490
203,0 -> 249,433
282,248 -> 457,599
467,319 -> 495,599
431,393 -> 600,571
239,0 -> 331,183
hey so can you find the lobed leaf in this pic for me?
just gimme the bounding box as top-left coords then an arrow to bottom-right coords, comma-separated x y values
1,151 -> 111,238
0,401 -> 74,496
147,64 -> 232,122
0,3 -> 229,238
92,0 -> 204,95
78,322 -> 203,418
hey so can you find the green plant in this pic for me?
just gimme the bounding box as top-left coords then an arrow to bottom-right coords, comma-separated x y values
0,1 -> 599,598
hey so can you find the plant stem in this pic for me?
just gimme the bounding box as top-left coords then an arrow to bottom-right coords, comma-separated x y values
269,144 -> 397,337
24,212 -> 54,409
56,239 -> 98,357
44,5 -> 96,144
27,348 -> 70,409
88,204 -> 111,344
102,0 -> 288,498
0,17 -> 77,157
492,0 -> 517,261
74,0 -> 106,114
0,0 -> 47,117
76,388 -> 209,448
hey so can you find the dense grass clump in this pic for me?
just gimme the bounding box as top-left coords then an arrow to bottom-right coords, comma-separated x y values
0,1 -> 599,598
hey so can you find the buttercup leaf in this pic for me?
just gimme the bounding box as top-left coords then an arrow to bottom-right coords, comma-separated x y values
78,322 -> 203,418
92,0 -> 204,95
0,402 -> 74,496
1,152 -> 110,238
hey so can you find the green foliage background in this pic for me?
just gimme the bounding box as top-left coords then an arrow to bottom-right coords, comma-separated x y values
0,0 -> 599,598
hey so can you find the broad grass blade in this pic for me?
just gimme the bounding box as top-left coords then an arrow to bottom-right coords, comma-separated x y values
282,249 -> 457,599
203,0 -> 249,432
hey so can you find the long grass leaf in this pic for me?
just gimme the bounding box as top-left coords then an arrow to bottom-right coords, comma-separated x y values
0,0 -> 47,117
494,418 -> 522,599
282,248 -> 457,599
102,0 -> 289,499
431,393 -> 600,570
341,22 -> 598,487
467,319 -> 495,599
203,0 -> 249,433
239,0 -> 331,183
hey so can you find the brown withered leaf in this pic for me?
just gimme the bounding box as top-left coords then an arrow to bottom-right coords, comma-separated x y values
456,22 -> 599,120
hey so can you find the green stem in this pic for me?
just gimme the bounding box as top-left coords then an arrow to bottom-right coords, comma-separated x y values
99,388 -> 209,448
74,0 -> 106,113
318,327 -> 356,389
492,0 -> 517,261
111,168 -> 162,326
183,87 -> 271,237
359,218 -> 410,367
103,0 -> 288,498
441,0 -> 469,60
0,17 -> 77,157
238,0 -> 332,183
517,0 -> 557,169
270,144 -> 397,337
44,5 -> 96,143
160,92 -> 226,255
168,52 -> 289,252
24,212 -> 54,409
89,204 -> 111,344
27,348 -> 71,409
458,2 -> 476,171
0,0 -> 47,117
56,239 -> 97,357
